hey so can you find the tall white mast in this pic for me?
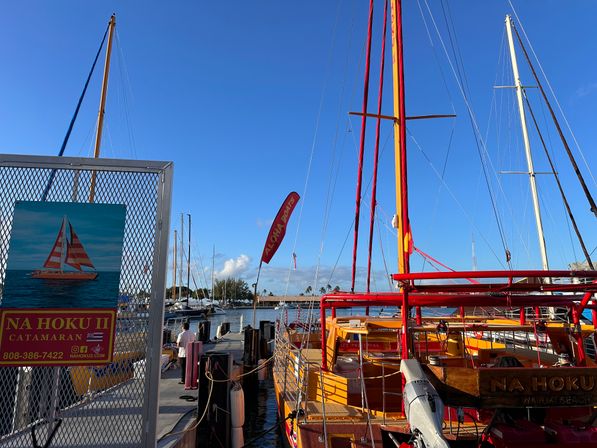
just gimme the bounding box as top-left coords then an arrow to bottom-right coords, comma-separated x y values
173,230 -> 177,301
505,15 -> 549,271
179,213 -> 184,301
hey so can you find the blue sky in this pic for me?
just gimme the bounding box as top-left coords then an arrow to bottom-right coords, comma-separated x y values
7,202 -> 126,271
0,1 -> 596,295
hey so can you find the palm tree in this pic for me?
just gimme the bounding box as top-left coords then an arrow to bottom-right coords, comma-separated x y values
333,285 -> 340,292
326,284 -> 332,292
305,285 -> 312,295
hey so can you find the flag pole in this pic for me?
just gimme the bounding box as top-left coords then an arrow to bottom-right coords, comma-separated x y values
252,260 -> 263,327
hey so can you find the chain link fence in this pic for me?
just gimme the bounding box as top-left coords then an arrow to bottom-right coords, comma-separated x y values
0,155 -> 172,448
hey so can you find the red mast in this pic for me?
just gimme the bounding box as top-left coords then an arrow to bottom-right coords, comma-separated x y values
351,0 -> 375,293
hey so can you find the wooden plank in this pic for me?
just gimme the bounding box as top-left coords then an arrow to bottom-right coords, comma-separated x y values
426,364 -> 597,408
304,401 -> 364,421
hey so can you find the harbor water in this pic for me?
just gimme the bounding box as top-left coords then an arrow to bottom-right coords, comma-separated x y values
184,305 -> 416,447
189,308 -> 291,447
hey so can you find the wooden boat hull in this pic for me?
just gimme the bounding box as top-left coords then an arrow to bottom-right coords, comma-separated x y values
425,364 -> 597,408
30,270 -> 98,280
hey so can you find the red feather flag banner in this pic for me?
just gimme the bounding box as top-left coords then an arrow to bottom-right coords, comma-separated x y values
253,191 -> 300,327
261,192 -> 300,263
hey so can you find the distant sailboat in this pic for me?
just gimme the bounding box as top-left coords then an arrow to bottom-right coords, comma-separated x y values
30,216 -> 98,280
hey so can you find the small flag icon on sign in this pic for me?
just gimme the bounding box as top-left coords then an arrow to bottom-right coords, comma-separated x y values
86,332 -> 104,342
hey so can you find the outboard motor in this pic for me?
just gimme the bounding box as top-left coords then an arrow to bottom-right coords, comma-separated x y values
401,359 -> 450,448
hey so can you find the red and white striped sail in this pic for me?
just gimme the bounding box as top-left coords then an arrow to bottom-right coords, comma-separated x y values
65,223 -> 95,271
42,219 -> 66,269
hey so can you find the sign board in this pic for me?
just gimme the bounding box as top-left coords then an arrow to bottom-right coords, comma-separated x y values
478,367 -> 597,407
0,201 -> 126,366
0,308 -> 116,366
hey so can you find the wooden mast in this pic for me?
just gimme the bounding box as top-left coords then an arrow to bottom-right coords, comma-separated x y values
89,14 -> 116,203
390,0 -> 411,358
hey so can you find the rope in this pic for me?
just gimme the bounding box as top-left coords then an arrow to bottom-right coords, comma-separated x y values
366,0 -> 388,294
415,0 -> 459,236
41,24 -> 109,201
376,218 -> 393,289
160,367 -> 214,440
510,17 -> 597,226
407,131 -> 506,267
350,0 -> 375,292
114,30 -> 138,160
313,0 -> 358,296
508,0 -> 597,191
532,321 -> 543,367
284,0 -> 344,296
523,94 -> 594,269
413,246 -> 480,284
204,355 -> 274,383
422,0 -> 512,268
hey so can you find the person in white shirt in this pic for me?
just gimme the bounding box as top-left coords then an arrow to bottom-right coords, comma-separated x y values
176,321 -> 195,384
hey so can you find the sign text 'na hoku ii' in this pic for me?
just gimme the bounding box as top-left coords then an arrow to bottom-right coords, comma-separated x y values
0,201 -> 126,366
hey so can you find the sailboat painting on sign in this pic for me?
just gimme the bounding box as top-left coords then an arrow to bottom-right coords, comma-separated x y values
30,216 -> 98,280
1,201 -> 126,309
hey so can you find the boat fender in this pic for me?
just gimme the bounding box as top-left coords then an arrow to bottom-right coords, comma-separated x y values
216,324 -> 222,339
230,383 -> 245,428
231,427 -> 244,448
257,359 -> 267,381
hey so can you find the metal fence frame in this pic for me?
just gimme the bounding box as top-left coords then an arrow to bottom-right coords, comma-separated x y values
0,154 -> 173,447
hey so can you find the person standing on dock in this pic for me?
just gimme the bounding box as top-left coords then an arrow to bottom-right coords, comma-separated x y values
176,321 -> 195,384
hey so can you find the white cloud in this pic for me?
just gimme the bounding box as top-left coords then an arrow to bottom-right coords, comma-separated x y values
256,218 -> 273,229
576,82 -> 597,98
215,254 -> 252,279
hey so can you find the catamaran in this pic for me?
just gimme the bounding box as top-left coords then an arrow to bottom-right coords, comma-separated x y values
30,216 -> 98,280
272,2 -> 597,447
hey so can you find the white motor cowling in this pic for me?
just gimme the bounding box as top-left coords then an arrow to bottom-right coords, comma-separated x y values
400,359 -> 450,448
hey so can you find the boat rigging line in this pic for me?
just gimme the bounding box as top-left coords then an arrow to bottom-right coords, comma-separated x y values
313,1 -> 359,297
114,29 -> 138,160
41,22 -> 110,201
509,18 -> 597,219
422,0 -> 513,268
284,0 -> 344,297
351,0 -> 375,293
407,131 -> 507,269
508,0 -> 597,193
415,0 -> 462,255
522,93 -> 594,269
366,0 -> 388,293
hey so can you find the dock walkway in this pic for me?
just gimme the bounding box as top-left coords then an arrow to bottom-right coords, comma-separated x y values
0,365 -> 197,448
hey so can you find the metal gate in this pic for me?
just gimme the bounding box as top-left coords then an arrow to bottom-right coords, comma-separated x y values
0,154 -> 172,447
